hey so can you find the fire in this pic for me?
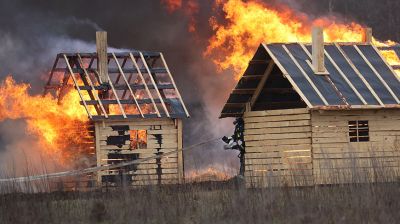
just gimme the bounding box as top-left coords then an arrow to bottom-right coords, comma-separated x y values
162,0 -> 199,32
186,167 -> 233,182
162,0 -> 399,79
0,76 -> 93,165
205,0 -> 369,79
379,50 -> 400,77
161,0 -> 182,12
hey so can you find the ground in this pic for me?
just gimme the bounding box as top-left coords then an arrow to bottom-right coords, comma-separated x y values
1,180 -> 399,224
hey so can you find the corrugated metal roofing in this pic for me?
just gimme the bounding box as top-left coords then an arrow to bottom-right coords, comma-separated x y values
221,43 -> 400,118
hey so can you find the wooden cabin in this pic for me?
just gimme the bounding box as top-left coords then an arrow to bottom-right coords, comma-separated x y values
221,27 -> 400,187
44,32 -> 189,187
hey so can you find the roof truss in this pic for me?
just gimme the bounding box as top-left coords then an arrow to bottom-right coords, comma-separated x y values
44,52 -> 190,120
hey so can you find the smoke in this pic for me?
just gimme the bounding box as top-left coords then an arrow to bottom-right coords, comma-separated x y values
1,0 -> 395,177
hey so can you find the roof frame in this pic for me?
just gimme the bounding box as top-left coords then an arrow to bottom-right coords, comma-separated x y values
263,43 -> 313,109
281,45 -> 329,106
44,51 -> 189,119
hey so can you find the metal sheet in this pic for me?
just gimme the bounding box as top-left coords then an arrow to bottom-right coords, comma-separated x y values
326,45 -> 379,105
358,45 -> 400,98
287,44 -> 344,105
267,44 -> 325,106
341,45 -> 397,104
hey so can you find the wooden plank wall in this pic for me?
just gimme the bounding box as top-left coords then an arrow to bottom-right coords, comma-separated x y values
243,108 -> 313,187
95,118 -> 182,186
311,109 -> 400,185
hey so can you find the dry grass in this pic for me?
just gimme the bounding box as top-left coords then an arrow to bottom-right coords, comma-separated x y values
1,152 -> 400,224
0,178 -> 400,224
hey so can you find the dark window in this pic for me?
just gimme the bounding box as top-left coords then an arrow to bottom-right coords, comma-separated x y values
129,130 -> 147,149
348,120 -> 369,142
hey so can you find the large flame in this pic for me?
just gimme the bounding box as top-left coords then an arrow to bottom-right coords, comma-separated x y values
205,0 -> 370,79
0,76 -> 93,165
164,0 -> 400,79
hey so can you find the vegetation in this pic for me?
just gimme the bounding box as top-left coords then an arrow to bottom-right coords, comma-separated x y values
0,178 -> 399,224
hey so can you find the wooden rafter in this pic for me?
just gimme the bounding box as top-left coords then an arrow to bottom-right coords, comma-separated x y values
335,44 -> 385,106
77,54 -> 109,118
139,52 -> 170,117
282,45 -> 329,105
249,60 -> 275,109
63,54 -> 92,119
112,53 -> 144,118
160,53 -> 190,117
129,53 -> 161,117
263,44 -> 314,109
323,48 -> 368,105
354,45 -> 400,104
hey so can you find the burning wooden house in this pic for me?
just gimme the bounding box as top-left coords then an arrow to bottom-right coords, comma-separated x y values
221,27 -> 400,187
44,32 -> 189,187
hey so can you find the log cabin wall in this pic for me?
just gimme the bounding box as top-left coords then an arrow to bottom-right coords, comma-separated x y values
311,109 -> 400,185
243,108 -> 313,187
94,118 -> 183,187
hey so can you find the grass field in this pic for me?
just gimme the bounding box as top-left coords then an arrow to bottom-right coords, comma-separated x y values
1,178 -> 400,224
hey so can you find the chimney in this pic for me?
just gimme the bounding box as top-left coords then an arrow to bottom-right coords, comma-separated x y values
312,27 -> 326,74
363,27 -> 373,44
96,31 -> 108,83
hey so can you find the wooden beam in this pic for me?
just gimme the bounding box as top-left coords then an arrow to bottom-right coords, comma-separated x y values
140,52 -> 170,117
354,45 -> 400,104
96,31 -> 108,84
300,46 -> 349,106
176,119 -> 184,184
363,27 -> 373,44
160,53 -> 190,117
249,60 -> 275,108
312,27 -> 327,74
232,89 -> 256,94
63,54 -> 92,119
282,45 -> 329,105
241,75 -> 264,79
129,53 -> 161,117
323,48 -> 368,105
263,43 -> 314,109
94,122 -> 102,185
94,70 -> 127,118
77,54 -> 109,118
335,43 -> 384,106
112,53 -> 144,117
371,44 -> 400,83
43,56 -> 60,96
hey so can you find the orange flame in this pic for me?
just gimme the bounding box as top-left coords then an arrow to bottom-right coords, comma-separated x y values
161,0 -> 182,12
186,167 -> 233,182
162,0 -> 199,32
162,1 -> 399,79
0,76 -> 93,165
205,0 -> 373,79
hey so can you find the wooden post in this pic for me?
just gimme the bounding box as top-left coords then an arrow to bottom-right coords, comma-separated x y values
363,27 -> 373,44
312,27 -> 326,74
176,119 -> 184,184
96,31 -> 108,84
94,122 -> 102,186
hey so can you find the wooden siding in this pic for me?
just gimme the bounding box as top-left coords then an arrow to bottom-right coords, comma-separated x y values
95,118 -> 181,186
311,109 -> 400,184
243,108 -> 313,187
